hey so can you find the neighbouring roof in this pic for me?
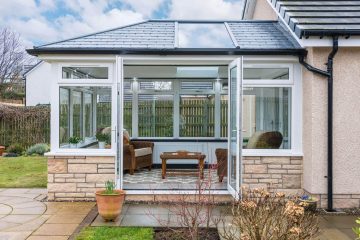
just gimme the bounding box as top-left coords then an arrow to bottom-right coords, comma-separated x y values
269,0 -> 360,38
27,20 -> 304,56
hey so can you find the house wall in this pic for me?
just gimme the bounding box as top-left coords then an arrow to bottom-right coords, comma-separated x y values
47,155 -> 115,201
251,0 -> 277,20
26,62 -> 52,106
302,47 -> 360,208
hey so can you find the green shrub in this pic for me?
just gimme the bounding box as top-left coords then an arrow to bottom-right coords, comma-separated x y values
6,144 -> 25,155
26,143 -> 50,156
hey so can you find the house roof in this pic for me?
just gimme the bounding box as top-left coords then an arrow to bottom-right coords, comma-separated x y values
268,0 -> 360,38
27,20 -> 305,56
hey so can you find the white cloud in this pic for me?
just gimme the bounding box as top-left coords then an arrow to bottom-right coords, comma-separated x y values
122,0 -> 164,17
169,0 -> 243,20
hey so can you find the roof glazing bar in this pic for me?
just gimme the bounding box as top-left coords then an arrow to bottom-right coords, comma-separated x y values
174,21 -> 179,48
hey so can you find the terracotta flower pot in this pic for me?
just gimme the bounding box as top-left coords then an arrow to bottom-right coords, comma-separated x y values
96,190 -> 126,221
0,146 -> 5,156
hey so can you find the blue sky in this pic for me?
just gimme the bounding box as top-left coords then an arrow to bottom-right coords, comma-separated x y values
0,0 -> 244,47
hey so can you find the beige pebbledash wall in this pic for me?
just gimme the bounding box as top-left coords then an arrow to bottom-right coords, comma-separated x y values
302,47 -> 360,208
251,0 -> 277,20
47,156 -> 115,201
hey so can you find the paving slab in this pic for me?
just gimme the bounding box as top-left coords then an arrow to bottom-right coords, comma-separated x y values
0,231 -> 32,240
91,214 -> 123,226
32,223 -> 78,236
46,214 -> 88,224
27,236 -> 68,240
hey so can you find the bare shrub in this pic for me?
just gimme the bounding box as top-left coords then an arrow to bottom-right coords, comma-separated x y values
219,187 -> 319,240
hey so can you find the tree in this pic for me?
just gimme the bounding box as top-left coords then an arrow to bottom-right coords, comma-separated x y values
0,28 -> 28,84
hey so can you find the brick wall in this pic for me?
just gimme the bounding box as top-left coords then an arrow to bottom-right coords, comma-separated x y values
242,156 -> 303,194
47,156 -> 115,201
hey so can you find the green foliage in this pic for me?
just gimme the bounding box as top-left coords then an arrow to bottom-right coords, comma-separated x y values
26,143 -> 50,156
69,136 -> 81,144
7,144 -> 24,155
76,227 -> 153,240
353,217 -> 360,240
103,180 -> 116,194
96,132 -> 109,143
0,156 -> 47,188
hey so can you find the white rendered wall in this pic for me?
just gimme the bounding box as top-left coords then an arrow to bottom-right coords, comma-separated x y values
26,62 -> 52,106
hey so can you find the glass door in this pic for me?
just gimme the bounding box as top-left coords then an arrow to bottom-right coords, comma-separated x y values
116,56 -> 123,189
227,58 -> 243,198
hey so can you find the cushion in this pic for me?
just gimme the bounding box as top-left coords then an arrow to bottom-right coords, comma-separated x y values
134,147 -> 152,157
123,130 -> 130,145
102,127 -> 111,135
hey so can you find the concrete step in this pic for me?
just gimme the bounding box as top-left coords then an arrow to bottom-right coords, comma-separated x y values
125,194 -> 233,204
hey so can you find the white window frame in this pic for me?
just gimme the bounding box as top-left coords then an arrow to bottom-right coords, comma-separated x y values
243,63 -> 293,85
49,62 -> 117,156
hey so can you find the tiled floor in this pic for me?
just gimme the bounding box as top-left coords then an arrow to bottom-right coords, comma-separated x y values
0,188 -> 94,240
123,168 -> 227,190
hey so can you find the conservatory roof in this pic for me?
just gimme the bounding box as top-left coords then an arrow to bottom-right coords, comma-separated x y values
269,0 -> 360,38
27,20 -> 304,56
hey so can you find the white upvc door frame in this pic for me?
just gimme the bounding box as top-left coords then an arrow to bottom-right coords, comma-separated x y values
227,57 -> 243,198
116,56 -> 124,189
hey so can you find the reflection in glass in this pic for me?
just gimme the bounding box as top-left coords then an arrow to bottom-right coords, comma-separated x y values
124,94 -> 132,136
178,23 -> 235,48
244,68 -> 289,80
59,87 -> 112,149
139,81 -> 172,91
229,67 -> 237,191
180,95 -> 215,137
138,95 -> 173,137
62,67 -> 108,79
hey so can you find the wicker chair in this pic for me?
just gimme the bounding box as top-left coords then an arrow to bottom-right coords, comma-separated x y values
123,130 -> 154,175
215,148 -> 228,182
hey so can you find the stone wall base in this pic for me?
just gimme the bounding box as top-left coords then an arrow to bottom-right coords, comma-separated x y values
47,155 -> 115,201
305,192 -> 360,209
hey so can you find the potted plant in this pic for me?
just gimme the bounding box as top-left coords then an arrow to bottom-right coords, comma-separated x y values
96,180 -> 126,221
96,132 -> 109,149
299,194 -> 318,212
68,136 -> 81,148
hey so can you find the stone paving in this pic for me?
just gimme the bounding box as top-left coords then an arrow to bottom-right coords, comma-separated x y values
0,188 -> 95,240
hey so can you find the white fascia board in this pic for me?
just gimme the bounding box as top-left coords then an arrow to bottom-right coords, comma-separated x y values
38,54 -> 116,62
300,37 -> 360,47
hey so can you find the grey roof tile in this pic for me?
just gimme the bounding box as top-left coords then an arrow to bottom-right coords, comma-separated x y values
270,0 -> 360,38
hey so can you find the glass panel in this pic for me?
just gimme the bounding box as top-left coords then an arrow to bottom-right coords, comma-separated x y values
180,95 -> 215,137
244,68 -> 289,80
84,93 -> 93,138
123,81 -> 131,91
62,67 -> 108,79
243,87 -> 291,149
59,86 -> 112,149
178,23 -> 235,48
139,81 -> 172,91
59,88 -> 69,146
181,81 -> 213,91
220,95 -> 228,137
229,67 -> 237,190
72,91 -> 82,139
124,94 -> 132,136
138,95 -> 173,137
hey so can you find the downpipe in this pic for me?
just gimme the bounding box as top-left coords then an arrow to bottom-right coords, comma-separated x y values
299,36 -> 339,212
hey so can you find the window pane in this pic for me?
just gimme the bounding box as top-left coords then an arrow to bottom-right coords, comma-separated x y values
243,68 -> 289,80
62,67 -> 108,79
59,88 -> 69,146
139,81 -> 172,91
72,91 -> 82,139
180,95 -> 215,137
84,93 -> 93,138
138,95 -> 173,137
124,94 -> 132,136
220,95 -> 228,137
243,87 -> 291,149
178,23 -> 235,48
59,86 -> 112,149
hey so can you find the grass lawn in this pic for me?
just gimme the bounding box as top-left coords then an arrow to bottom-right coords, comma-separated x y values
0,156 -> 47,188
76,227 -> 154,240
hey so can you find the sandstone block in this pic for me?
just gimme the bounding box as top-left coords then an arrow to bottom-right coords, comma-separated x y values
68,164 -> 97,173
86,174 -> 114,183
48,183 -> 76,193
98,169 -> 115,173
48,174 -> 54,183
262,157 -> 290,164
85,156 -> 115,164
282,175 -> 301,189
244,165 -> 267,174
282,165 -> 302,170
66,178 -> 86,183
48,159 -> 67,173
98,164 -> 115,169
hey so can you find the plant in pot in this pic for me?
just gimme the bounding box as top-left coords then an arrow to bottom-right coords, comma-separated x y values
96,180 -> 126,221
68,136 -> 81,148
299,194 -> 318,212
96,132 -> 109,149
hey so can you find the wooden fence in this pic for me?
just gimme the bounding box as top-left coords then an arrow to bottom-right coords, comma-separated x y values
0,104 -> 50,148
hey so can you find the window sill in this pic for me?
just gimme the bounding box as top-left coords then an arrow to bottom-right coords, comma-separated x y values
45,151 -> 116,157
242,150 -> 303,157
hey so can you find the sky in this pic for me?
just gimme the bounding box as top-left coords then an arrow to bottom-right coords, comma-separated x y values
0,0 -> 244,48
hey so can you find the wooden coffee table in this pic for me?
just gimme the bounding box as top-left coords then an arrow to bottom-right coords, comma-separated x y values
160,151 -> 206,179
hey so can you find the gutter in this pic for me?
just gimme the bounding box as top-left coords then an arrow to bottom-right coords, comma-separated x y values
299,36 -> 339,212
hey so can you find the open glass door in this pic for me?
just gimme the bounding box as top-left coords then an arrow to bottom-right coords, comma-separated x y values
227,57 -> 243,198
116,56 -> 123,189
